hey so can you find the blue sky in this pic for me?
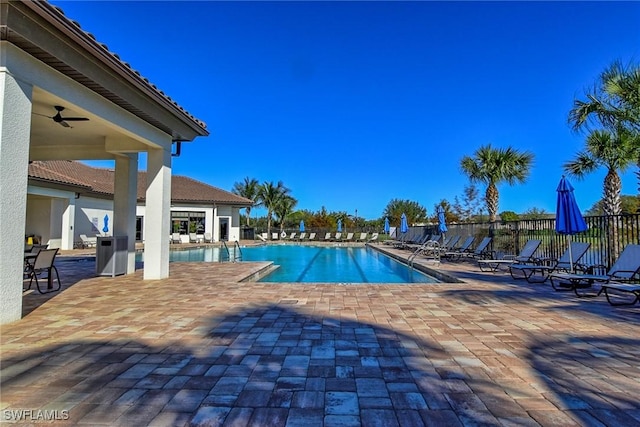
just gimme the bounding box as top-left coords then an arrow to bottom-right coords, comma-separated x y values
54,1 -> 639,220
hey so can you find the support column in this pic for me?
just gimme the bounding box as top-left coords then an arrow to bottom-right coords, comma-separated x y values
114,153 -> 138,274
0,70 -> 32,324
61,197 -> 76,250
143,147 -> 171,279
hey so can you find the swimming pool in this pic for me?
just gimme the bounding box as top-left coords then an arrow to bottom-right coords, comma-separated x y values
138,245 -> 439,283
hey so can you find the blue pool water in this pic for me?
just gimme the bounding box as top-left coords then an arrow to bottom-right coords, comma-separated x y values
137,245 -> 438,283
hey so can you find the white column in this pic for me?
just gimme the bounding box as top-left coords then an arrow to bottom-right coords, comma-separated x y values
61,197 -> 76,250
143,147 -> 171,279
114,153 -> 138,274
0,70 -> 32,324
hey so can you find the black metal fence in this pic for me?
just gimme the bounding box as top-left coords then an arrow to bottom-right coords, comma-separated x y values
426,214 -> 640,270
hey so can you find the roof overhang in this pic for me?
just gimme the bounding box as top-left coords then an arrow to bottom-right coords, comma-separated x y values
1,0 -> 209,144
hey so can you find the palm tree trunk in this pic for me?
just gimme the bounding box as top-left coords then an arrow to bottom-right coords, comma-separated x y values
485,183 -> 499,223
603,169 -> 622,263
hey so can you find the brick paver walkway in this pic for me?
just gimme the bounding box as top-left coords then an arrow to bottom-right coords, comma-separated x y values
1,246 -> 639,426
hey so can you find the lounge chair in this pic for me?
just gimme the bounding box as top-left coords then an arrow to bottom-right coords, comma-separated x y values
599,282 -> 640,306
322,232 -> 332,242
80,234 -> 97,248
298,232 -> 307,241
442,236 -> 475,259
24,248 -> 61,294
509,241 -> 591,283
308,232 -> 316,241
402,234 -> 431,251
408,240 -> 441,264
477,239 -> 542,272
367,233 -> 379,244
460,237 -> 493,260
333,232 -> 343,242
356,232 -> 368,242
256,234 -> 267,242
343,232 -> 354,243
287,232 -> 297,241
171,233 -> 181,244
440,235 -> 461,252
549,244 -> 640,297
204,232 -> 213,243
189,233 -> 198,243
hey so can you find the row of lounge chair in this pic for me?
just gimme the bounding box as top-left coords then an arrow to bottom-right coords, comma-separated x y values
482,239 -> 640,306
271,232 -> 379,243
391,233 -> 495,264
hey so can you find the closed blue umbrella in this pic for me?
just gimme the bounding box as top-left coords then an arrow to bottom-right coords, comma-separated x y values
556,176 -> 588,272
102,214 -> 109,234
300,220 -> 305,233
400,213 -> 408,233
437,206 -> 448,235
337,219 -> 342,232
384,217 -> 390,234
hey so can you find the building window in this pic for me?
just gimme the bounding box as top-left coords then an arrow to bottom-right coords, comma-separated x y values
171,211 -> 205,234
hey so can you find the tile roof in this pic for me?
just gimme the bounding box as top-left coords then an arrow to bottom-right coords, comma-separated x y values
28,161 -> 253,206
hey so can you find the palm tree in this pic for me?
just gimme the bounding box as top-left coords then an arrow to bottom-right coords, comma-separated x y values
258,181 -> 290,239
563,126 -> 637,216
569,60 -> 640,205
460,144 -> 534,223
564,126 -> 638,262
569,60 -> 640,133
274,195 -> 298,235
232,177 -> 260,226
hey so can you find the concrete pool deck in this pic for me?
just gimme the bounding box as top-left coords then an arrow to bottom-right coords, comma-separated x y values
2,243 -> 639,426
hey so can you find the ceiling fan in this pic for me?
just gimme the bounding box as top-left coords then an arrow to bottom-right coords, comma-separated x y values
34,105 -> 89,128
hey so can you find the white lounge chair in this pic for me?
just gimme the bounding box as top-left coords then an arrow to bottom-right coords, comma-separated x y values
80,234 -> 97,248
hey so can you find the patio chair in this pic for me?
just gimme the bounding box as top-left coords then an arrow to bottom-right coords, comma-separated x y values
442,236 -> 475,259
24,248 -> 61,294
356,232 -> 368,242
549,244 -> 640,297
343,232 -> 354,243
333,232 -> 343,242
189,233 -> 198,243
440,235 -> 461,252
171,233 -> 181,244
80,234 -> 97,248
287,232 -> 297,241
204,232 -> 213,243
322,232 -> 332,242
477,239 -> 542,272
308,232 -> 316,241
599,282 -> 640,306
298,232 -> 307,241
367,232 -> 379,244
509,241 -> 591,283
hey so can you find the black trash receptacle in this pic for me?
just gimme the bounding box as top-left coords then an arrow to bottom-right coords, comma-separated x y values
242,227 -> 255,240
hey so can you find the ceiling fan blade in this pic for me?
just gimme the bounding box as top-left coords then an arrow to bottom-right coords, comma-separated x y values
58,120 -> 71,128
62,117 -> 89,121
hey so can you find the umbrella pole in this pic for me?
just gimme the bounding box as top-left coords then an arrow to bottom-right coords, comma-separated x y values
567,235 -> 573,273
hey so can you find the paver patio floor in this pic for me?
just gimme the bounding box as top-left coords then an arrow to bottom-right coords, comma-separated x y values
2,248 -> 639,426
